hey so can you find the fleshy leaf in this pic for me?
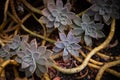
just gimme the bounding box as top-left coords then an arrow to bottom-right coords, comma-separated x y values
46,21 -> 54,28
99,8 -> 105,15
42,8 -> 50,17
67,12 -> 76,19
40,16 -> 49,24
94,13 -> 101,21
13,35 -> 21,42
103,14 -> 110,22
21,35 -> 29,42
67,30 -> 74,42
52,47 -> 62,52
64,2 -> 71,11
54,21 -> 60,27
73,16 -> 82,26
96,31 -> 105,38
71,44 -> 81,50
25,69 -> 32,77
63,55 -> 69,61
51,9 -> 58,17
70,50 -> 79,57
44,50 -> 52,58
17,51 -> 25,58
38,46 -> 46,55
15,57 -> 22,63
29,39 -> 37,52
0,48 -> 9,59
72,28 -> 84,36
29,65 -> 36,73
47,15 -> 55,21
8,41 -> 20,50
82,14 -> 90,22
21,62 -> 30,69
35,67 -> 43,77
55,41 -> 65,48
37,65 -> 47,73
63,48 -> 68,56
56,0 -> 63,10
58,25 -> 67,32
48,3 -> 56,13
64,17 -> 72,25
37,58 -> 47,65
84,36 -> 92,46
59,33 -> 67,41
95,23 -> 104,30
91,4 -> 99,11
33,52 -> 40,60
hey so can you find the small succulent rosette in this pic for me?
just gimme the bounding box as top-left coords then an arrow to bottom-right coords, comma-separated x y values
40,0 -> 76,32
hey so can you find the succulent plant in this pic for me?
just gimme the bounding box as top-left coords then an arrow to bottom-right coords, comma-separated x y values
0,35 -> 29,60
0,35 -> 53,77
88,0 -> 120,24
15,39 -> 53,77
53,30 -> 81,61
72,14 -> 105,46
0,45 -> 10,60
8,35 -> 21,50
40,0 -> 76,32
8,35 -> 28,51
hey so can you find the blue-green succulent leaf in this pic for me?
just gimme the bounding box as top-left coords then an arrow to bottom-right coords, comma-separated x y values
84,36 -> 92,47
53,31 -> 81,61
55,41 -> 65,48
59,33 -> 67,41
56,0 -> 63,10
52,47 -> 62,52
72,28 -> 84,36
72,14 -> 105,46
90,0 -> 120,24
82,14 -> 91,23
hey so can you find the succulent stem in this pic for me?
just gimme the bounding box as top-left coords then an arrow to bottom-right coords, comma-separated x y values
96,60 -> 120,80
0,60 -> 18,75
21,0 -> 42,15
79,49 -> 103,66
85,46 -> 120,60
21,24 -> 56,43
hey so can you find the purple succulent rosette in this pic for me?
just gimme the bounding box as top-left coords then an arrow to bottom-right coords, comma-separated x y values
15,39 -> 53,77
53,30 -> 81,61
0,35 -> 29,60
72,14 -> 105,46
40,0 -> 76,32
88,0 -> 120,25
